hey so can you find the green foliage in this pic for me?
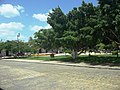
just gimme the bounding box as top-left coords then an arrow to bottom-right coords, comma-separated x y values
31,0 -> 120,60
23,55 -> 71,61
47,7 -> 68,48
0,42 -> 5,51
63,49 -> 72,54
47,7 -> 67,37
47,1 -> 98,55
98,0 -> 120,45
0,40 -> 32,54
96,43 -> 105,50
22,55 -> 120,65
50,53 -> 54,58
28,37 -> 38,53
34,29 -> 56,51
111,51 -> 118,55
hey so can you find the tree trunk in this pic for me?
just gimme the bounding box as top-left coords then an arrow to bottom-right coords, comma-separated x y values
89,50 -> 91,57
6,50 -> 9,56
117,45 -> 119,58
50,49 -> 54,58
117,49 -> 119,58
71,50 -> 77,59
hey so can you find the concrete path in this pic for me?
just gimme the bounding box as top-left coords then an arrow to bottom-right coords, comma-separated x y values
0,59 -> 120,90
3,59 -> 120,70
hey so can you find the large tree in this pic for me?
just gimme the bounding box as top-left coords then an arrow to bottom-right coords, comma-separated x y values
34,29 -> 56,53
47,7 -> 68,48
98,0 -> 120,56
0,40 -> 32,56
28,37 -> 39,53
98,0 -> 120,44
47,1 -> 98,59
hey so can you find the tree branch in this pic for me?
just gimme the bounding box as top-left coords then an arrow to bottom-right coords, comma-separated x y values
106,36 -> 120,45
109,29 -> 120,43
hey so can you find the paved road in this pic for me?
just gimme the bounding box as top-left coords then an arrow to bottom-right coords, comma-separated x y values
0,60 -> 120,90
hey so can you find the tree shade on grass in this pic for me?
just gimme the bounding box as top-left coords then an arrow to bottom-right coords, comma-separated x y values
20,55 -> 120,66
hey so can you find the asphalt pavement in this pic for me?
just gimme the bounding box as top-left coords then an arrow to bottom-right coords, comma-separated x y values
0,59 -> 120,90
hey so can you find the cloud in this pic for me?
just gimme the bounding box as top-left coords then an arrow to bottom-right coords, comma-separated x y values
0,22 -> 24,40
0,22 -> 24,30
0,4 -> 25,18
0,29 -> 15,36
31,24 -> 52,32
32,9 -> 53,22
33,13 -> 48,22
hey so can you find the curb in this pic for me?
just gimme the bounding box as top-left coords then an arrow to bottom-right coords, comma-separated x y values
1,59 -> 120,70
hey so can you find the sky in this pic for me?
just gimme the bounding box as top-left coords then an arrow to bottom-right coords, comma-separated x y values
0,0 -> 98,42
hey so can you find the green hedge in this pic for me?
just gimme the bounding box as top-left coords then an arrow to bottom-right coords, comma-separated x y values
111,51 -> 118,55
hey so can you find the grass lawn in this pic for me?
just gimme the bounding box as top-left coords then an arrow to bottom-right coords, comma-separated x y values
18,54 -> 120,66
24,55 -> 71,61
76,55 -> 120,66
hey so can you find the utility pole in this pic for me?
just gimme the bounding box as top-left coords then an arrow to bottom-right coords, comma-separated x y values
17,33 -> 20,55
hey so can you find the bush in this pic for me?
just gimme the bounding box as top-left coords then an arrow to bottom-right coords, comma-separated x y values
111,51 -> 118,55
50,53 -> 54,58
64,50 -> 72,54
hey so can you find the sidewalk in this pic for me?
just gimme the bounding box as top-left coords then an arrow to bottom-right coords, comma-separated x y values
2,59 -> 120,70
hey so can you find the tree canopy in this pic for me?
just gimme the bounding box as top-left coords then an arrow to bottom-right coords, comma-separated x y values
32,0 -> 120,58
2,0 -> 120,58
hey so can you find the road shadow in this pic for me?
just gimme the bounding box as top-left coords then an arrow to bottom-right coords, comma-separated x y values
0,88 -> 3,90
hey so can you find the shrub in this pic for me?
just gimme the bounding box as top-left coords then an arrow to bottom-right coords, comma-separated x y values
111,51 -> 118,55
50,53 -> 54,58
64,50 -> 72,54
